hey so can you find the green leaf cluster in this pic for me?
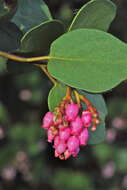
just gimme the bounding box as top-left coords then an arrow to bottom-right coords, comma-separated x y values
0,0 -> 120,144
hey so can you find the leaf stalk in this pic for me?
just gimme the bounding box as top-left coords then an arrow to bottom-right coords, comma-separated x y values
0,51 -> 50,62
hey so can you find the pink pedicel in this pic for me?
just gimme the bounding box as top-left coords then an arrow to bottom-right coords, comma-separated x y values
79,128 -> 89,146
42,112 -> 54,129
59,127 -> 71,141
67,136 -> 80,154
81,110 -> 92,127
47,128 -> 55,143
65,104 -> 79,121
55,142 -> 66,155
71,116 -> 83,135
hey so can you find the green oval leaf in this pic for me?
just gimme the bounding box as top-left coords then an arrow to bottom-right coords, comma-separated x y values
0,22 -> 22,73
48,84 -> 107,144
68,0 -> 116,31
0,22 -> 22,52
48,29 -> 127,93
20,20 -> 65,55
12,0 -> 52,33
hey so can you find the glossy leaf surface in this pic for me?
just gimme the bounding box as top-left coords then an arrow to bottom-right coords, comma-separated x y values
48,29 -> 127,93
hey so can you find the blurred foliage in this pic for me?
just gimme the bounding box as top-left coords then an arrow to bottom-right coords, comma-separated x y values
52,169 -> 94,190
0,0 -> 127,190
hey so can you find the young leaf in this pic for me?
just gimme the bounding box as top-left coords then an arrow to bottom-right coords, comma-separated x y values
78,90 -> 107,144
20,20 -> 65,55
48,29 -> 127,93
12,0 -> 52,33
68,0 -> 116,31
48,83 -> 66,112
0,22 -> 22,52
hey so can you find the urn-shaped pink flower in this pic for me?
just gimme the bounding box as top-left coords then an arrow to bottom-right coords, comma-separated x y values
47,128 -> 55,143
55,141 -> 66,155
59,128 -> 71,141
67,136 -> 80,154
79,128 -> 89,146
42,112 -> 54,129
65,104 -> 79,121
71,116 -> 83,135
82,110 -> 92,127
53,136 -> 60,148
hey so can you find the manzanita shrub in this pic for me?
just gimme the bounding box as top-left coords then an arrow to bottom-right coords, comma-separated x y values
0,0 -> 125,159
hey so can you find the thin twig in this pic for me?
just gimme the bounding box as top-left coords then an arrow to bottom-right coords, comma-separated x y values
39,65 -> 57,85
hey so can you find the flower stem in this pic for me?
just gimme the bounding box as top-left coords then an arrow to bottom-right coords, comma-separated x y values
73,90 -> 80,106
63,87 -> 72,102
79,94 -> 92,107
40,65 -> 57,85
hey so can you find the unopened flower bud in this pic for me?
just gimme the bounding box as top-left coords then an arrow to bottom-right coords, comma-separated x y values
82,110 -> 92,127
59,128 -> 71,141
42,112 -> 54,129
47,128 -> 55,143
53,136 -> 60,148
55,142 -> 66,155
67,136 -> 79,153
79,128 -> 89,146
65,104 -> 79,121
71,116 -> 83,135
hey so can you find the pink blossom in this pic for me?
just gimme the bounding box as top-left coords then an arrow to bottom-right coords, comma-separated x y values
58,125 -> 66,130
79,128 -> 89,146
55,150 -> 59,157
55,142 -> 66,155
72,147 -> 80,157
42,112 -> 54,129
67,136 -> 80,153
53,136 -> 60,148
71,116 -> 83,135
41,95 -> 99,159
47,128 -> 54,143
59,128 -> 71,141
82,110 -> 92,127
65,104 -> 79,121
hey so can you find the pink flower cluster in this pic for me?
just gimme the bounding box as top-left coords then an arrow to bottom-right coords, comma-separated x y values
41,103 -> 92,160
